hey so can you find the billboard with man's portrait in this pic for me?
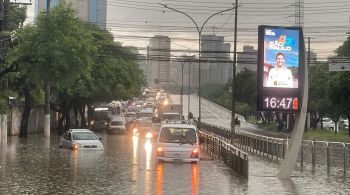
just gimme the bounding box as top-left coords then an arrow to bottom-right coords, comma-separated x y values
263,27 -> 299,88
257,25 -> 304,112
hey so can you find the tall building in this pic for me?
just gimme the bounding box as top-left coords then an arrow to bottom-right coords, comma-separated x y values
35,0 -> 106,29
200,35 -> 231,85
237,45 -> 257,72
147,35 -> 171,87
88,0 -> 107,29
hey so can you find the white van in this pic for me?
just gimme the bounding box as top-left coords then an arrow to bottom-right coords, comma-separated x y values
108,115 -> 126,134
156,121 -> 200,163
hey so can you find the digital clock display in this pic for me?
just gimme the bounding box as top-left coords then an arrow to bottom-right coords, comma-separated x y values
262,96 -> 299,110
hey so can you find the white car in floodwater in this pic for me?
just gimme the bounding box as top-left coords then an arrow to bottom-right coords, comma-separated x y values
60,129 -> 104,150
156,121 -> 200,163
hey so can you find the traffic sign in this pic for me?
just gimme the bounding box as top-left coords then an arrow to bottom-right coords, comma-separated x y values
328,57 -> 350,71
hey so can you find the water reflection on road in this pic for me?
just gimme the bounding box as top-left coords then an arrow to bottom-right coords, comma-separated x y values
0,133 -> 349,194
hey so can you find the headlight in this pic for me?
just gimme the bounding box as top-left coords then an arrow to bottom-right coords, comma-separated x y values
72,143 -> 79,150
90,121 -> 95,125
146,132 -> 153,139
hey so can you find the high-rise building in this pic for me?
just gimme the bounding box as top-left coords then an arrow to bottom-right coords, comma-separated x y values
200,35 -> 231,85
88,0 -> 107,29
147,35 -> 171,87
35,0 -> 106,29
237,45 -> 257,72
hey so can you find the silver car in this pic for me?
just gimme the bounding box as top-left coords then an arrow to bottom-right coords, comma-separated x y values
60,129 -> 104,150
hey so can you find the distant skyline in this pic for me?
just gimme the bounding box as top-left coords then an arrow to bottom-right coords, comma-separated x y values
22,0 -> 350,60
105,0 -> 350,60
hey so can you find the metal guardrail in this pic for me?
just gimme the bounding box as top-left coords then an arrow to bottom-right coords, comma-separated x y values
200,122 -> 350,177
199,131 -> 249,177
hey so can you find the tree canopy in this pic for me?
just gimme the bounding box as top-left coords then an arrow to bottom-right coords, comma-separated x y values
2,3 -> 143,134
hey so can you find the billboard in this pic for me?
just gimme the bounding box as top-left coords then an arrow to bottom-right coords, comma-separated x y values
257,26 -> 304,112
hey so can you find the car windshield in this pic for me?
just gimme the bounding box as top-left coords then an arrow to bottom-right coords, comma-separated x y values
139,113 -> 153,118
72,132 -> 98,140
111,121 -> 124,126
162,114 -> 181,121
323,118 -> 332,122
159,127 -> 197,144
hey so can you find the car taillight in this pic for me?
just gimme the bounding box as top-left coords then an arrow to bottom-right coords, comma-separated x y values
156,147 -> 164,157
191,148 -> 199,158
72,144 -> 79,150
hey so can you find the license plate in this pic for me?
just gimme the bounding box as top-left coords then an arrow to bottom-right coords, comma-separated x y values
174,153 -> 181,157
173,159 -> 182,163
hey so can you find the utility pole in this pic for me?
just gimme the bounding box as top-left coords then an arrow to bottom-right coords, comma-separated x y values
44,0 -> 51,138
231,0 -> 238,141
295,0 -> 304,27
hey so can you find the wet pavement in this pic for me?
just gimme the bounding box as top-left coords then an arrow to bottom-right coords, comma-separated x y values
1,133 -> 350,194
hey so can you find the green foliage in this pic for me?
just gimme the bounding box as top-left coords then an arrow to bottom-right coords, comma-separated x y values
202,83 -> 230,109
236,102 -> 253,117
0,89 -> 17,114
303,129 -> 350,143
0,98 -> 7,114
308,62 -> 331,117
84,24 -> 143,102
8,5 -> 27,30
336,35 -> 350,57
202,68 -> 257,114
235,68 -> 257,106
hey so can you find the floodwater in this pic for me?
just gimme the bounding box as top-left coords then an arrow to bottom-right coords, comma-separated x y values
0,133 -> 349,194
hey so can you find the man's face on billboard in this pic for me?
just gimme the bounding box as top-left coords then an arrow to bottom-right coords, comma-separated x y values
276,54 -> 285,68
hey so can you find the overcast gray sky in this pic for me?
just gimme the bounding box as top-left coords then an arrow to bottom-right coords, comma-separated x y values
106,0 -> 350,60
24,0 -> 350,60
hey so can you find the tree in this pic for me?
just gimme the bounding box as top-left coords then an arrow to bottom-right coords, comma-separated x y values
7,3 -> 97,137
50,24 -> 144,133
235,68 -> 257,106
0,5 -> 27,114
308,62 -> 331,129
335,34 -> 350,135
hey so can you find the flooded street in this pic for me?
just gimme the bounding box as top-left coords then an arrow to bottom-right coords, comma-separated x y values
0,133 -> 349,194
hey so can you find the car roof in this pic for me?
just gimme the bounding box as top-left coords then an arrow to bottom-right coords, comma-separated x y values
160,121 -> 197,129
69,129 -> 92,132
140,109 -> 153,113
162,112 -> 181,115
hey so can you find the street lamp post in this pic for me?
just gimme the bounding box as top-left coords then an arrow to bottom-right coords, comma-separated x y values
160,3 -> 235,124
172,56 -> 186,117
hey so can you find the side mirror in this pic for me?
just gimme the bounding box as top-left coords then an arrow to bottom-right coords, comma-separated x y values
99,137 -> 102,140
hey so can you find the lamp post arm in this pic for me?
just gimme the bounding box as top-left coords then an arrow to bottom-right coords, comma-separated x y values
200,7 -> 235,34
160,3 -> 200,33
